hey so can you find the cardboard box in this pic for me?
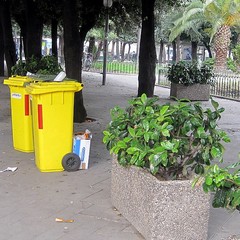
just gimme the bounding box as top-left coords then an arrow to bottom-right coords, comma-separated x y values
73,133 -> 91,170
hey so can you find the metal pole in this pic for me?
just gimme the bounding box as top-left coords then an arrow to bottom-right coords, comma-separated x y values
102,7 -> 109,85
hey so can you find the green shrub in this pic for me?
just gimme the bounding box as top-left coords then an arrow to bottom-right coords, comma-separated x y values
11,55 -> 62,76
103,94 -> 230,180
227,58 -> 237,72
167,61 -> 214,86
11,61 -> 27,76
203,58 -> 215,68
38,55 -> 63,75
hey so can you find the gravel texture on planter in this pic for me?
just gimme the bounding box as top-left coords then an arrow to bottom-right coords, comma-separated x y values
170,83 -> 210,101
111,157 -> 210,240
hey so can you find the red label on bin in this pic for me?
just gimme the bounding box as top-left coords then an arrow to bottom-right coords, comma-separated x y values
38,104 -> 43,129
25,95 -> 30,116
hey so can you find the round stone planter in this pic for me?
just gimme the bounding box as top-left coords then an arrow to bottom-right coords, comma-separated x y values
111,157 -> 210,240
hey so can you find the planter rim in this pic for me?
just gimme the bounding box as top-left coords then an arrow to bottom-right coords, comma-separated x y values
113,157 -> 199,187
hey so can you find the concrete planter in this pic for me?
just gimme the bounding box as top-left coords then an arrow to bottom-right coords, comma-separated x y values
170,83 -> 210,101
111,157 -> 210,240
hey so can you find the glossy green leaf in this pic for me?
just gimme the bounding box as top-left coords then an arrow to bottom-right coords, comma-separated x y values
117,141 -> 127,149
205,176 -> 213,186
161,141 -> 175,150
141,94 -> 147,104
211,146 -> 222,158
211,97 -> 219,110
142,119 -> 150,131
127,147 -> 139,154
128,126 -> 135,137
144,133 -> 150,142
160,105 -> 169,115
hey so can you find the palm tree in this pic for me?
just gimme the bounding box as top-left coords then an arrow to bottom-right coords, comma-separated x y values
169,0 -> 240,70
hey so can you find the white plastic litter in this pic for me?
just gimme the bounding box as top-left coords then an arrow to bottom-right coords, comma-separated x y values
53,71 -> 66,82
26,72 -> 35,76
0,167 -> 18,173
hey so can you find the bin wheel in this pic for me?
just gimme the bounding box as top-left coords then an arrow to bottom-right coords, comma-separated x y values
62,153 -> 81,172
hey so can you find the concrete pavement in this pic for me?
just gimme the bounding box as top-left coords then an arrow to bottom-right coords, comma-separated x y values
0,72 -> 240,240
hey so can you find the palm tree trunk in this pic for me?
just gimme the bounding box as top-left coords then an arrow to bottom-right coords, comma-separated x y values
214,25 -> 231,71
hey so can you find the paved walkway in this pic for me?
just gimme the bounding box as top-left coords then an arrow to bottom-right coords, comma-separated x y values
0,72 -> 240,240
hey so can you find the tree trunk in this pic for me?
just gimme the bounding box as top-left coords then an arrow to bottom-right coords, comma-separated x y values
63,0 -> 86,123
88,36 -> 95,54
63,0 -> 102,123
127,43 -> 131,60
138,0 -> 156,97
172,41 -> 176,63
59,33 -> 64,64
121,42 -> 127,61
191,41 -> 198,62
136,27 -> 141,63
19,33 -> 23,61
116,38 -> 120,60
94,40 -> 103,61
167,45 -> 171,62
0,22 -> 4,76
159,39 -> 164,64
203,42 -> 212,58
51,18 -> 58,57
176,36 -> 180,62
0,0 -> 17,76
111,40 -> 115,58
24,0 -> 43,60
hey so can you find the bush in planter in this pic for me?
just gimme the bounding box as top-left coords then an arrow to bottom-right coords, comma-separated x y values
167,61 -> 215,86
103,94 -> 230,180
103,94 -> 240,238
194,161 -> 240,211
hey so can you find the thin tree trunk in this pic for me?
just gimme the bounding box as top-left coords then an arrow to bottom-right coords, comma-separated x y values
19,32 -> 23,61
237,33 -> 240,44
172,41 -> 176,63
94,40 -> 103,61
116,38 -> 120,60
127,43 -> 131,60
158,39 -> 164,64
121,42 -> 127,61
51,18 -> 58,57
88,36 -> 95,54
176,36 -> 180,62
0,22 -> 4,76
0,0 -> 17,76
59,33 -> 64,63
138,0 -> 156,97
111,40 -> 115,58
167,44 -> 170,61
136,27 -> 141,63
191,41 -> 198,62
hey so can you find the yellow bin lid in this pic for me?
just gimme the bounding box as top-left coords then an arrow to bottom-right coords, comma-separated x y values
3,75 -> 34,87
26,81 -> 83,95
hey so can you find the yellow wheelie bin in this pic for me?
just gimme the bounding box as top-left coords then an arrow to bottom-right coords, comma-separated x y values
26,81 -> 83,172
3,76 -> 34,152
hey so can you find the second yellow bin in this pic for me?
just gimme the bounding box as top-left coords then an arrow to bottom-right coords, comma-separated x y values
4,76 -> 34,152
26,81 -> 83,172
